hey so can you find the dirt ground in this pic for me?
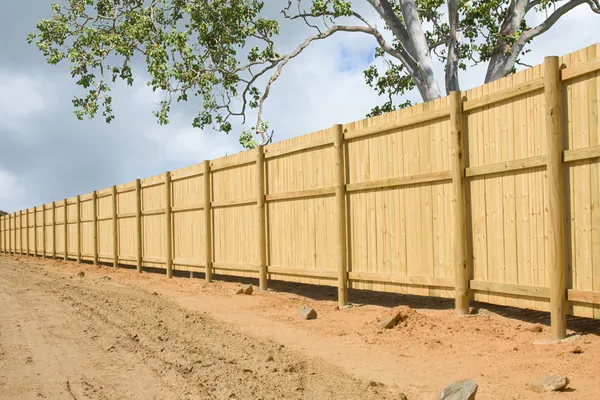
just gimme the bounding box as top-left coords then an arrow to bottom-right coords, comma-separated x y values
1,255 -> 599,400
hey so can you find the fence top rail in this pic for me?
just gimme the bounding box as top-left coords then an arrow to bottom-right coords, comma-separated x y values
561,57 -> 600,81
344,106 -> 450,141
463,77 -> 544,112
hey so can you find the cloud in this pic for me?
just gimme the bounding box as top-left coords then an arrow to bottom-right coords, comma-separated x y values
0,166 -> 25,201
0,71 -> 46,133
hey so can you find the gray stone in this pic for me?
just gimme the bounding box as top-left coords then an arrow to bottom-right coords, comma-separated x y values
236,284 -> 253,295
439,379 -> 478,400
527,375 -> 570,393
298,307 -> 317,320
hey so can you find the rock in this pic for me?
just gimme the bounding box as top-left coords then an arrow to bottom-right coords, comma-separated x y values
527,375 -> 570,393
265,355 -> 274,362
379,315 -> 400,329
236,284 -> 253,295
569,345 -> 583,354
526,324 -> 543,333
396,393 -> 408,400
438,379 -> 478,400
368,381 -> 384,387
77,271 -> 85,278
298,307 -> 317,320
333,305 -> 340,311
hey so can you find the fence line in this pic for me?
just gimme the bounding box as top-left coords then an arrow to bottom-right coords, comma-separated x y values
2,43 -> 600,340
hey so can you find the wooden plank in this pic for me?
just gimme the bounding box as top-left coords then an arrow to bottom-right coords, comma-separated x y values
173,258 -> 207,268
76,196 -> 81,263
211,199 -> 257,208
171,205 -> 204,213
25,209 -> 29,255
348,272 -> 454,288
563,145 -> 600,162
265,187 -> 335,202
264,137 -> 334,159
212,262 -> 259,272
96,216 -> 112,222
544,56 -> 567,339
93,191 -> 98,266
203,161 -> 213,282
561,58 -> 600,81
465,155 -> 547,178
268,267 -> 337,279
344,107 -> 450,141
256,146 -> 268,290
135,179 -> 142,273
210,158 -> 255,172
63,199 -> 68,260
165,172 -> 173,278
143,208 -> 166,216
117,212 -> 137,219
470,280 -> 551,298
463,78 -> 544,112
170,170 -> 204,182
140,181 -> 164,189
568,289 -> 600,305
347,171 -> 452,193
42,205 -> 46,258
143,256 -> 166,264
112,185 -> 118,268
33,207 -> 38,256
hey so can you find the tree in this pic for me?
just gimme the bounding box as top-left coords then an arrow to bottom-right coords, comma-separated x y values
29,0 -> 600,148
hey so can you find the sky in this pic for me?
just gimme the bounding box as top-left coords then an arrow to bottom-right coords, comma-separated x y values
0,1 -> 599,213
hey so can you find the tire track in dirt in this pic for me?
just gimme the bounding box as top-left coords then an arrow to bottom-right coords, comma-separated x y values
0,258 -> 394,400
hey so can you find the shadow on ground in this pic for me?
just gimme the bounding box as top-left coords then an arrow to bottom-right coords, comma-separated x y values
86,259 -> 600,337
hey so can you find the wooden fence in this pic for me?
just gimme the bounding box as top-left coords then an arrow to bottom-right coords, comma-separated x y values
2,43 -> 600,339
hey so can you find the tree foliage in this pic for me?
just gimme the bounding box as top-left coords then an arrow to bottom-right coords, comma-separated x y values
29,0 -> 600,148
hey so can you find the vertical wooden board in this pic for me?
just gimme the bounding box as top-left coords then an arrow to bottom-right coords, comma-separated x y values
172,174 -> 204,210
54,205 -> 64,256
172,210 -> 204,267
472,82 -> 490,304
142,214 -> 166,261
587,46 -> 600,319
500,77 -> 519,307
419,105 -> 435,297
512,71 -> 534,311
404,107 -> 426,296
212,205 -> 256,266
569,49 -> 594,318
118,217 -> 137,261
35,208 -> 43,256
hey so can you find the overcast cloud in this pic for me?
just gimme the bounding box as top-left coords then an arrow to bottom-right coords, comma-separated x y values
0,1 -> 598,212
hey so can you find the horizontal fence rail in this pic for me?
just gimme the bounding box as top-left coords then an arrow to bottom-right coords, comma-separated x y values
2,43 -> 600,340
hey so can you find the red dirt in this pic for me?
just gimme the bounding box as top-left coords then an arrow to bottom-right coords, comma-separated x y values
2,254 -> 600,399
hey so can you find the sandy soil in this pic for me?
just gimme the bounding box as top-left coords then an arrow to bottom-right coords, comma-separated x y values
1,255 -> 600,399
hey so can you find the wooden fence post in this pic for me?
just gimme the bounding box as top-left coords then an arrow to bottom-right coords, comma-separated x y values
33,207 -> 38,257
1,215 -> 4,253
112,185 -> 119,268
26,209 -> 30,256
20,211 -> 24,255
255,147 -> 267,290
42,204 -> 46,258
12,213 -> 16,255
544,56 -> 567,340
52,203 -> 56,258
136,179 -> 142,273
450,90 -> 470,315
203,161 -> 213,282
93,191 -> 98,266
334,124 -> 349,307
63,199 -> 68,261
76,195 -> 81,263
165,172 -> 173,278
